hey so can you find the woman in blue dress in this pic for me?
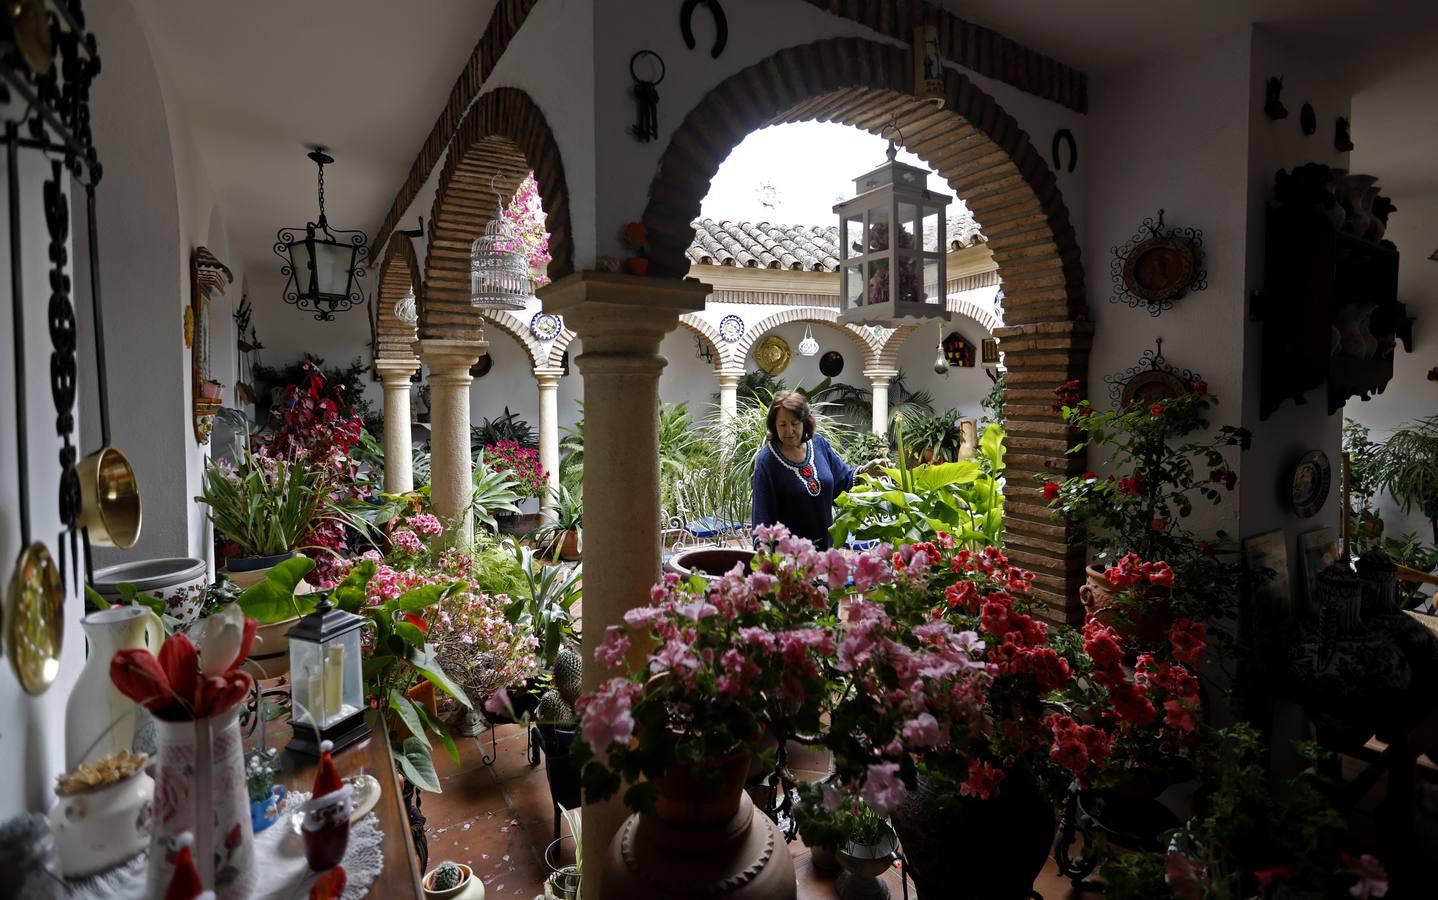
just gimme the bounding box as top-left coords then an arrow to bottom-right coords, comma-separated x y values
751,391 -> 884,549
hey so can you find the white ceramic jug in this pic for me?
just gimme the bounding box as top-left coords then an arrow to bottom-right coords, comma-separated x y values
49,768 -> 154,877
64,605 -> 165,770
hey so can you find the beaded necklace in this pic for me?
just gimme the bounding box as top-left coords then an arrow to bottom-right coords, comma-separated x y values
770,441 -> 821,497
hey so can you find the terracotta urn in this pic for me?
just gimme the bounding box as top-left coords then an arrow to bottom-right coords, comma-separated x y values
601,749 -> 796,899
1078,563 -> 1173,648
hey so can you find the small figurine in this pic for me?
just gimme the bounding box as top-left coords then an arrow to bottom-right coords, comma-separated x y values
1335,116 -> 1355,152
301,741 -> 353,871
1264,76 -> 1289,120
164,832 -> 215,900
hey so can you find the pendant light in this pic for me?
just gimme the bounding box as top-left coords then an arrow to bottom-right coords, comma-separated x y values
798,323 -> 819,357
274,147 -> 369,321
933,321 -> 948,375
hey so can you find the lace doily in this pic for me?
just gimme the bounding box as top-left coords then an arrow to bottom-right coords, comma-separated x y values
64,792 -> 383,900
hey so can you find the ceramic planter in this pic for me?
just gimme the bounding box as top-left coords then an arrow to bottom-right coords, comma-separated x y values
665,547 -> 755,582
92,556 -> 208,626
423,862 -> 478,899
835,823 -> 898,899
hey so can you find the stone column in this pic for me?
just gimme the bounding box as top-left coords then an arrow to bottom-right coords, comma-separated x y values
865,366 -> 898,436
417,339 -> 485,546
716,365 -> 743,423
375,359 -> 420,495
538,272 -> 710,898
534,365 -> 564,517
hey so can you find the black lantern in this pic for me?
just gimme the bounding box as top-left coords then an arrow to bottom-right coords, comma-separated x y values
274,147 -> 369,321
834,128 -> 952,326
285,598 -> 370,756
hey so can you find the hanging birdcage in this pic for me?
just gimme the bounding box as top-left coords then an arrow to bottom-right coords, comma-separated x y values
394,285 -> 418,325
798,323 -> 819,357
470,188 -> 531,310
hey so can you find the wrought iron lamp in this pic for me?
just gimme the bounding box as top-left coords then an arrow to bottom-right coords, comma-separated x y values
285,597 -> 370,756
274,147 -> 369,321
834,125 -> 952,326
470,179 -> 530,310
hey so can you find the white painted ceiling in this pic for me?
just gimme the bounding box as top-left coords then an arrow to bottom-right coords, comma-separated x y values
130,0 -> 497,283
130,0 -> 1438,287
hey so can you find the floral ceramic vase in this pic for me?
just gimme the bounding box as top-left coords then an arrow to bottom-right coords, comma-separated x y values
890,767 -> 1055,899
601,749 -> 796,899
1280,563 -> 1412,750
146,705 -> 256,899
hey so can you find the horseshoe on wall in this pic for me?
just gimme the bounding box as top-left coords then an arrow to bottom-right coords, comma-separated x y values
1051,128 -> 1077,174
680,0 -> 728,59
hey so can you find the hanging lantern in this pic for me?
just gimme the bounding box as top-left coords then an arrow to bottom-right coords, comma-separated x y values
834,124 -> 952,326
285,598 -> 370,756
394,285 -> 418,326
798,323 -> 819,357
274,148 -> 369,322
470,179 -> 531,310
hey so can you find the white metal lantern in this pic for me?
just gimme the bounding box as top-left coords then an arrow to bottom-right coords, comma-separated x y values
834,134 -> 952,326
394,285 -> 418,325
470,189 -> 531,310
798,324 -> 819,357
285,598 -> 370,756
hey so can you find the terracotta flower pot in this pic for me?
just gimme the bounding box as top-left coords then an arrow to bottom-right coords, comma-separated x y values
1079,564 -> 1173,648
602,748 -> 796,898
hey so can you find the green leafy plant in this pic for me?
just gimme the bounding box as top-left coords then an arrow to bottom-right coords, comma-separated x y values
980,372 -> 1006,428
1343,419 -> 1386,551
197,452 -> 335,558
904,408 -> 969,464
329,560 -> 472,793
471,407 -> 538,451
235,556 -> 322,624
503,538 -> 582,672
842,431 -> 890,467
1373,414 -> 1438,543
471,457 -> 524,533
558,403 -> 586,494
831,422 -> 1006,550
794,783 -> 885,853
529,484 -> 583,561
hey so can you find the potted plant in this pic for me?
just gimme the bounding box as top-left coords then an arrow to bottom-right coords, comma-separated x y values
232,555 -> 322,679
1043,382 -> 1246,633
834,803 -> 899,900
196,450 -> 333,588
1372,414 -> 1438,544
422,860 -> 474,900
480,441 -> 547,533
530,484 -> 583,561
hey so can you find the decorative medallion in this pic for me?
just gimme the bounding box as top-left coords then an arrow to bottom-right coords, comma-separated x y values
1110,209 -> 1207,316
819,351 -> 844,378
1291,450 -> 1332,519
718,314 -> 745,343
1104,338 -> 1204,410
754,334 -> 791,375
530,312 -> 563,342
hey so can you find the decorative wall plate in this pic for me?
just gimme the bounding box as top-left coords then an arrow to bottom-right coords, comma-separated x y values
530,312 -> 563,342
819,350 -> 845,377
1104,338 -> 1202,410
1110,209 -> 1207,316
754,335 -> 792,375
718,314 -> 745,343
1290,450 -> 1332,518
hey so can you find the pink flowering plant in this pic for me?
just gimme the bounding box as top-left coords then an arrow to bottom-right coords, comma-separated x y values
570,525 -> 845,812
482,441 -> 548,501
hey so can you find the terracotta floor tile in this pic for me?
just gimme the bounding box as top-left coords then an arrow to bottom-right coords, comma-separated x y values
503,768 -> 562,828
432,734 -> 488,779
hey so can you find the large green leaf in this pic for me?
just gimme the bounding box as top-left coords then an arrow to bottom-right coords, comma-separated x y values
236,557 -> 318,623
980,422 -> 1007,472
394,621 -> 429,647
408,645 -> 472,709
388,690 -> 429,749
910,461 -> 981,491
398,736 -> 441,793
394,583 -> 453,613
418,701 -> 462,766
332,560 -> 377,613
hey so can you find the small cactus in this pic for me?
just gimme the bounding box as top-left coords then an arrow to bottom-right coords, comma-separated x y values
430,860 -> 465,891
536,689 -> 570,725
553,647 -> 583,707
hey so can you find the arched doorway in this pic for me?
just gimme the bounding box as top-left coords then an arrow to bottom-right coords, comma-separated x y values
642,37 -> 1089,620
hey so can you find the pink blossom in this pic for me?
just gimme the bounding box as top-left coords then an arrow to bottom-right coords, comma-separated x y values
747,571 -> 778,595
860,762 -> 905,815
852,551 -> 890,592
675,600 -> 719,621
575,678 -> 641,755
649,638 -> 702,686
484,687 -> 513,719
407,513 -> 444,536
813,549 -> 851,586
1343,853 -> 1388,899
595,627 -> 631,671
901,712 -> 940,748
623,606 -> 666,629
390,530 -> 424,555
753,523 -> 789,544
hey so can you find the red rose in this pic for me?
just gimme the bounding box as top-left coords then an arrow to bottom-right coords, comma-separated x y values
1083,471 -> 1096,480
1083,621 -> 1125,669
1109,682 -> 1158,726
1042,481 -> 1061,501
1149,517 -> 1166,533
1150,404 -> 1164,416
1051,736 -> 1089,773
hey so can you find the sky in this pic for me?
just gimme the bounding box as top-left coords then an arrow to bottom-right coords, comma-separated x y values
698,121 -> 951,226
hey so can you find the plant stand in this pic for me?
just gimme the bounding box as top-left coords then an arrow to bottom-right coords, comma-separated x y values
1052,782 -> 1180,893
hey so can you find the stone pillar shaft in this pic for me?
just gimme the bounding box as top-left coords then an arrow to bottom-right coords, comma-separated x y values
535,366 -> 564,517
418,339 -> 485,546
865,367 -> 897,436
376,359 -> 420,495
538,272 -> 710,900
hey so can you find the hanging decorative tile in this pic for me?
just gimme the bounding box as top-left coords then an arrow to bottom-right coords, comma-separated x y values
530,312 -> 563,342
718,314 -> 744,343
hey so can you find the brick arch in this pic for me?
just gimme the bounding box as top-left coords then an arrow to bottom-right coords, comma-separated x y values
736,306 -> 881,370
422,86 -> 574,343
677,313 -> 727,367
477,309 -> 545,369
376,235 -> 421,361
641,37 -> 1090,620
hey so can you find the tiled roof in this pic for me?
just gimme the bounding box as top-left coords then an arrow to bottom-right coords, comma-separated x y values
686,212 -> 985,272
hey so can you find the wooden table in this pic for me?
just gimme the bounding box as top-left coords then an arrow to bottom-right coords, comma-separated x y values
248,710 -> 425,897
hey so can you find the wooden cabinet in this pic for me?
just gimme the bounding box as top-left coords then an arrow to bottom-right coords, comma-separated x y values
1258,181 -> 1406,420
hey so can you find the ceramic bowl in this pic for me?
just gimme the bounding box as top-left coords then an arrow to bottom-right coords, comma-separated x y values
423,862 -> 476,900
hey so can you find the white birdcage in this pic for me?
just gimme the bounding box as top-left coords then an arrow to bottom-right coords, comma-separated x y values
470,190 -> 531,310
394,285 -> 418,325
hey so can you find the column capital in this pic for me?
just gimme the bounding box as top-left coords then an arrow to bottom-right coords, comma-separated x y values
418,338 -> 485,369
375,358 -> 420,385
538,272 -> 711,353
863,367 -> 899,382
533,366 -> 565,387
715,364 -> 746,386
